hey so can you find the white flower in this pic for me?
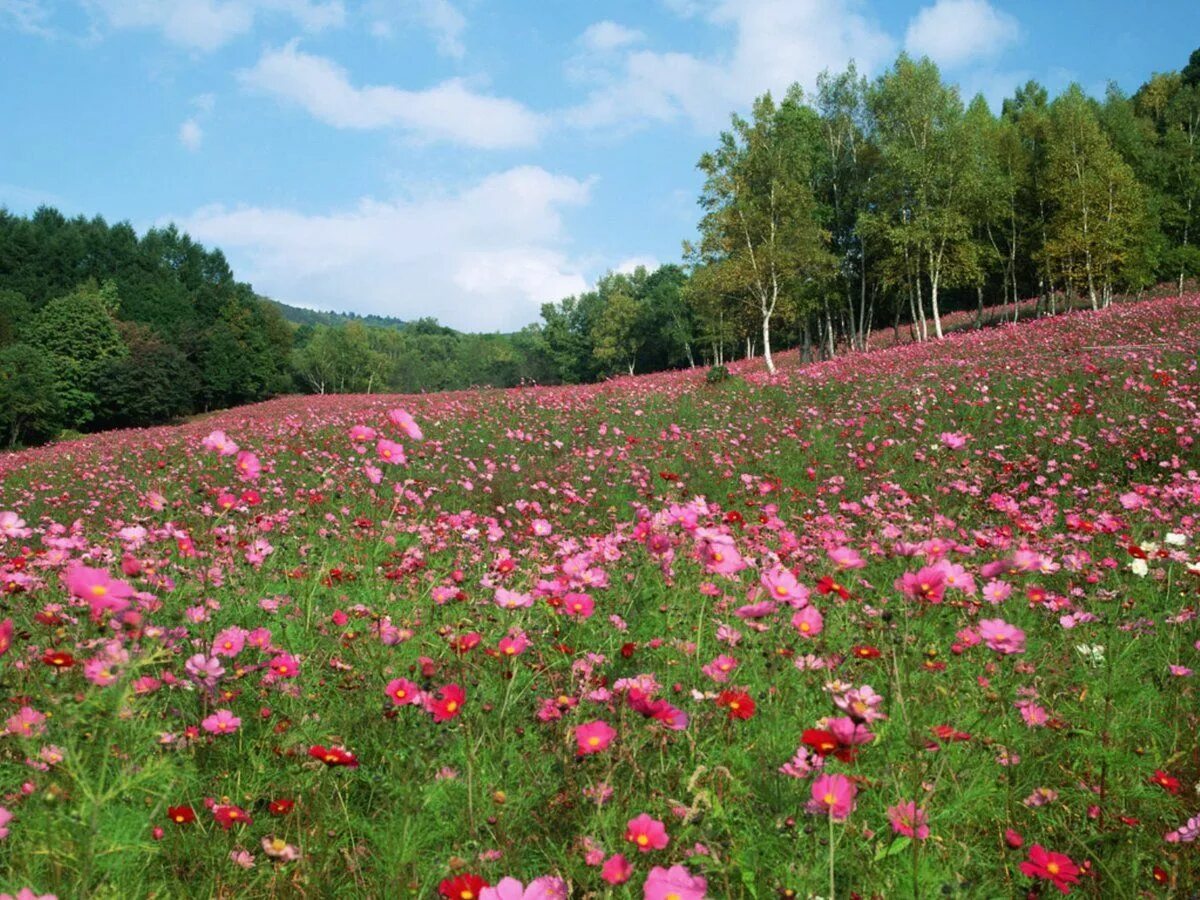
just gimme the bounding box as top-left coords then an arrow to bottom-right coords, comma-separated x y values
1129,558 -> 1149,577
1075,644 -> 1105,666
1164,532 -> 1186,547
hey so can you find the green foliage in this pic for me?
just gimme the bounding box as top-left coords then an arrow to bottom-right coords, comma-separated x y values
0,209 -> 292,443
95,324 -> 197,428
704,364 -> 731,384
27,280 -> 127,428
0,342 -> 64,446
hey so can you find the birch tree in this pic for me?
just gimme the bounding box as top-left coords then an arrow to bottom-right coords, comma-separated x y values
694,87 -> 832,373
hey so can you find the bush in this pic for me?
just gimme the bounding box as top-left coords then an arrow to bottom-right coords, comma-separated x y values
705,364 -> 732,384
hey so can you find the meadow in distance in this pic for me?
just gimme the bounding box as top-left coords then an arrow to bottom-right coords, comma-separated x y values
0,292 -> 1197,898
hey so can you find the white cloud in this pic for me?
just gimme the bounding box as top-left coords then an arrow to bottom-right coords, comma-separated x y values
614,255 -> 660,275
567,0 -> 896,132
580,20 -> 645,53
238,42 -> 545,148
0,0 -> 53,36
84,0 -> 345,52
365,0 -> 466,56
179,117 -> 204,150
904,0 -> 1019,69
177,167 -> 594,332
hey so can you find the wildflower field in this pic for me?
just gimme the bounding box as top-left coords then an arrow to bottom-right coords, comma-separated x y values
1,296 -> 1199,899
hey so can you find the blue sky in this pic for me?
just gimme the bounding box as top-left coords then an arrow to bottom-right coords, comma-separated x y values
2,0 -> 1197,331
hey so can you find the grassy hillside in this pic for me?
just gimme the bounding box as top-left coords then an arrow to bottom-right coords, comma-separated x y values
0,295 -> 1197,898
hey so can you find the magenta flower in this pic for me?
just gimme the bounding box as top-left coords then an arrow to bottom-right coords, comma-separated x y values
201,709 -> 241,735
887,801 -> 930,839
388,408 -> 423,441
575,720 -> 617,755
375,439 -> 406,465
979,618 -> 1026,655
642,864 -> 707,900
601,854 -> 633,885
791,606 -> 824,638
625,813 -> 669,851
808,773 -> 856,820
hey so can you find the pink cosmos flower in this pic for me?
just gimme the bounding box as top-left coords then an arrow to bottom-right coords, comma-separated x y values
212,627 -> 246,658
791,606 -> 824,638
201,709 -> 241,735
887,801 -> 930,839
375,439 -> 406,465
982,580 -> 1011,604
0,619 -> 12,657
235,451 -> 261,481
480,876 -> 567,900
202,430 -> 239,456
643,864 -> 707,900
625,813 -> 669,851
64,565 -> 133,622
563,593 -> 595,618
828,545 -> 866,570
385,678 -> 421,706
576,720 -> 617,755
760,565 -> 808,606
808,773 -> 856,820
7,707 -> 47,738
0,511 -> 31,540
701,654 -> 738,683
495,588 -> 534,610
0,806 -> 11,840
348,424 -> 377,443
267,653 -> 300,679
601,854 -> 633,885
388,408 -> 423,440
896,566 -> 946,604
979,619 -> 1026,655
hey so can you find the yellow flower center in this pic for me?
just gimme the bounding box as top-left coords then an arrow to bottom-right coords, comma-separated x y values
823,793 -> 836,805
636,834 -> 649,846
91,585 -> 108,596
588,737 -> 600,747
1047,863 -> 1060,876
446,701 -> 458,712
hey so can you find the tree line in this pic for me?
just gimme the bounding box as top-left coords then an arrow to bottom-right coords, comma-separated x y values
2,47 -> 1197,445
538,47 -> 1199,376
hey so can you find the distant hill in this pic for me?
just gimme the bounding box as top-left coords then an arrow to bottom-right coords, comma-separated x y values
265,298 -> 412,331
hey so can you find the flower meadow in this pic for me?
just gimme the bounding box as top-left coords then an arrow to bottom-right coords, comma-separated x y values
0,296 -> 1199,899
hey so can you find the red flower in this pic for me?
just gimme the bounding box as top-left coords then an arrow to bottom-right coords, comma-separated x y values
428,684 -> 466,723
167,805 -> 196,825
268,798 -> 295,816
1149,769 -> 1181,794
438,873 -> 489,899
1019,844 -> 1081,895
212,804 -> 252,830
802,727 -> 856,762
41,650 -> 75,668
817,576 -> 851,600
850,645 -> 881,659
717,690 -> 755,720
931,724 -> 971,742
308,745 -> 359,768
802,729 -> 840,756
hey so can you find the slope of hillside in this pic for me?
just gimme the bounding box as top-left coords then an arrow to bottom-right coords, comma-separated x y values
0,295 -> 1197,897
